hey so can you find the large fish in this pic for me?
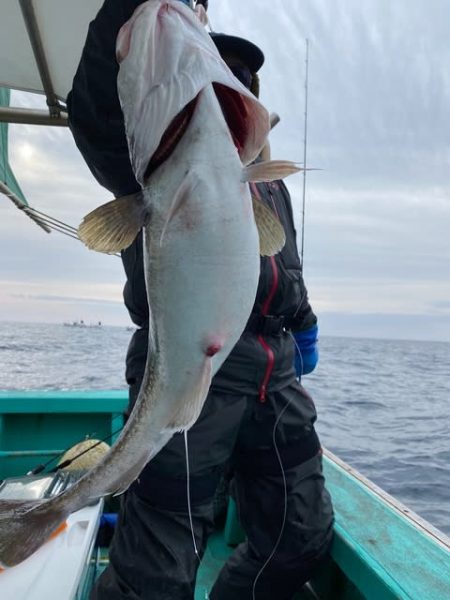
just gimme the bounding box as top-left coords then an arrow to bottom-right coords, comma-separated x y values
0,0 -> 299,568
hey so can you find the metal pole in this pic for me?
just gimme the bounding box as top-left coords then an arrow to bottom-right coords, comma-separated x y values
19,0 -> 63,117
300,39 -> 309,265
0,107 -> 68,127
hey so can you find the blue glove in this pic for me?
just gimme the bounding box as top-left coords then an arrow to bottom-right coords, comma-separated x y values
293,324 -> 319,377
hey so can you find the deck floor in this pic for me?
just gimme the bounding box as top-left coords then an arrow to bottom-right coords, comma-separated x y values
194,532 -> 315,599
92,531 -> 314,599
195,531 -> 233,599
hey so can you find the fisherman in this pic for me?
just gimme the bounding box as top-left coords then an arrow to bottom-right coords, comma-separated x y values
67,1 -> 334,598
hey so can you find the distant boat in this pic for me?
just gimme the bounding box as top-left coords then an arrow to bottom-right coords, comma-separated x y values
63,320 -> 102,328
63,320 -> 86,328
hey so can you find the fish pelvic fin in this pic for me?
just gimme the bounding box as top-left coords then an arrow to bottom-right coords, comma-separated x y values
242,160 -> 302,183
159,176 -> 194,247
0,499 -> 67,568
166,358 -> 213,432
78,191 -> 148,253
252,196 -> 286,256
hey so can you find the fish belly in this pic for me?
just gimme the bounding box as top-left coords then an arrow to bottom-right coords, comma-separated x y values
139,86 -> 260,430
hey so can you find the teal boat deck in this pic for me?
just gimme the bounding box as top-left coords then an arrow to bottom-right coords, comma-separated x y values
0,390 -> 125,479
1,390 -> 450,599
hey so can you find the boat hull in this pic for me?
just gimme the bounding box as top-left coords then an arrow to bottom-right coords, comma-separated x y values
0,390 -> 449,599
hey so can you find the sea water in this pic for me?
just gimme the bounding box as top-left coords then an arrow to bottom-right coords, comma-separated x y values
0,321 -> 449,535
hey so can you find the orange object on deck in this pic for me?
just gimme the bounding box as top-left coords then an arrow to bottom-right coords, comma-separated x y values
48,521 -> 67,541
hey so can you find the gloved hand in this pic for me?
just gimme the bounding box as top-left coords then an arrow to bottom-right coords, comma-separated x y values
293,324 -> 319,378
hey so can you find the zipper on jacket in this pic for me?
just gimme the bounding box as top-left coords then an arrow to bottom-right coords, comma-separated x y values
257,334 -> 275,402
258,255 -> 279,402
251,182 -> 280,403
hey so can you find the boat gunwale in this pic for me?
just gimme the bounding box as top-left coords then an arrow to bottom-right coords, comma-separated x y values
323,447 -> 450,553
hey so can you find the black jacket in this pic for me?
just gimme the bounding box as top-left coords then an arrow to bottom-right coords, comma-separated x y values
67,0 -> 317,400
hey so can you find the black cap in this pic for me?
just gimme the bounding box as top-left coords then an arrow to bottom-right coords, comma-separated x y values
210,33 -> 265,72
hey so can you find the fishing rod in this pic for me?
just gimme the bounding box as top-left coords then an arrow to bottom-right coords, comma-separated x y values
1,192 -> 121,256
0,180 -> 76,239
300,38 -> 309,265
22,206 -> 80,241
0,180 -> 50,233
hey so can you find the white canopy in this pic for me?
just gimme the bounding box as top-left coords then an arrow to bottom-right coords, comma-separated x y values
1,0 -> 103,99
0,0 -> 104,125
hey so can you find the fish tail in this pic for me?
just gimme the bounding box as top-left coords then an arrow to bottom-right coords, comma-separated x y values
0,498 -> 67,568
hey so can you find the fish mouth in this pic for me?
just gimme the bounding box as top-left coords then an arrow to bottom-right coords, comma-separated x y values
144,85 -> 250,180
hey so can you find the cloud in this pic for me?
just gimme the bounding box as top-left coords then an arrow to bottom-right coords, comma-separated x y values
309,277 -> 450,316
317,311 -> 450,343
9,292 -> 123,307
0,280 -> 129,326
1,279 -> 124,303
1,1 -> 449,338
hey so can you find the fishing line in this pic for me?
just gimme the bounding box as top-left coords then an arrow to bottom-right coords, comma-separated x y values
251,397 -> 291,600
251,278 -> 308,597
184,429 -> 200,562
184,429 -> 209,599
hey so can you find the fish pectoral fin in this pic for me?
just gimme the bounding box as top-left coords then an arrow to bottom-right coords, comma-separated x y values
166,359 -> 213,432
78,191 -> 148,253
252,196 -> 286,256
242,160 -> 302,183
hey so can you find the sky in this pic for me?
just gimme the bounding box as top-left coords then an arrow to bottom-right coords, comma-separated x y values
1,0 -> 450,341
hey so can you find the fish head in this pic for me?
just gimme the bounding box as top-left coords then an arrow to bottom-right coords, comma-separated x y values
116,0 -> 270,186
78,0 -> 291,256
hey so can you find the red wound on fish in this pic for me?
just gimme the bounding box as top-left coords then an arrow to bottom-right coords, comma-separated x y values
205,343 -> 222,357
